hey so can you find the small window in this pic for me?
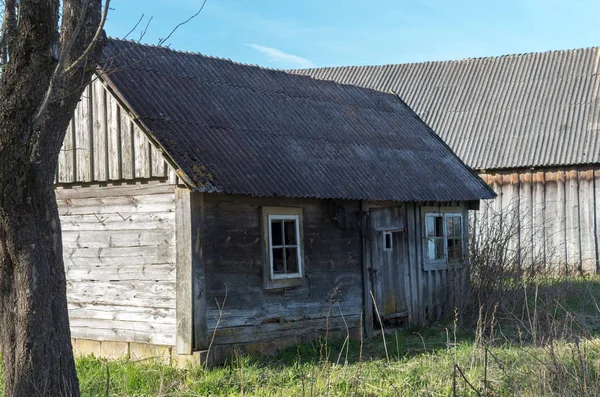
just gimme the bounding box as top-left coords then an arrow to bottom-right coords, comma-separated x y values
424,212 -> 464,266
383,231 -> 393,251
262,207 -> 304,289
269,216 -> 301,278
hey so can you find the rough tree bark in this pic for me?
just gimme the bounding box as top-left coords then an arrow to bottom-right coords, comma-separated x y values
0,1 -> 105,396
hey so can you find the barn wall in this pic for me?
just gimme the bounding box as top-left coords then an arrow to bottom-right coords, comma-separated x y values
57,182 -> 177,346
479,165 -> 600,274
201,194 -> 363,347
56,78 -> 178,184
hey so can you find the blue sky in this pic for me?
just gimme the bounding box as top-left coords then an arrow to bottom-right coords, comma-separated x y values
105,0 -> 600,69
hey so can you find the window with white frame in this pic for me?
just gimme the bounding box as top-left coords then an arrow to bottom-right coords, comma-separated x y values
424,212 -> 464,266
261,207 -> 304,289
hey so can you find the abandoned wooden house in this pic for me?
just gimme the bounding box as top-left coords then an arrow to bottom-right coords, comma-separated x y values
58,38 -> 494,361
294,47 -> 600,274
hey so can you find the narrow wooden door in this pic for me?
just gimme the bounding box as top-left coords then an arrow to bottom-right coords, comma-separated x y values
370,207 -> 409,321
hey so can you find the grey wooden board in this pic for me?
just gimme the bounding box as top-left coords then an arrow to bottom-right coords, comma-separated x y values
56,78 -> 176,185
478,166 -> 600,273
60,182 -> 178,346
210,315 -> 362,346
175,188 -> 194,354
191,192 -> 208,351
369,206 -> 408,319
202,194 -> 364,346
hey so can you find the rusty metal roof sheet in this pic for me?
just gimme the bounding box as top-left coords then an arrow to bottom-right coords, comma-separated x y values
293,47 -> 600,171
99,39 -> 494,201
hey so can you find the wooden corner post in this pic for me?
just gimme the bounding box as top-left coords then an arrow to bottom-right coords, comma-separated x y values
175,188 -> 208,354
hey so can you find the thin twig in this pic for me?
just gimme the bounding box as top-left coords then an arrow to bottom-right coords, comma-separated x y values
123,13 -> 144,40
64,0 -> 111,74
157,0 -> 207,46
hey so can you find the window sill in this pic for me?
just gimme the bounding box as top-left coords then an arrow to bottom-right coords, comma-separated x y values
263,276 -> 304,290
423,261 -> 466,271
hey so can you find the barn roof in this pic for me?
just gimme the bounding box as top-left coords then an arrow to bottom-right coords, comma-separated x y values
99,39 -> 494,202
293,47 -> 600,171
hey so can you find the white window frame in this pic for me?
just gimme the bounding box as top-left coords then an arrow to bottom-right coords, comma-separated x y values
268,214 -> 303,280
261,206 -> 304,289
422,208 -> 466,271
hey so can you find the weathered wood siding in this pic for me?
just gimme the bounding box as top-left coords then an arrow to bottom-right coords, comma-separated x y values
56,78 -> 178,184
202,194 -> 363,346
479,166 -> 600,274
365,202 -> 469,327
57,182 -> 177,346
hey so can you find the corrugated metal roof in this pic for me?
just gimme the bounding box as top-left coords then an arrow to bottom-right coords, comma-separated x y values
99,39 -> 494,201
292,47 -> 600,170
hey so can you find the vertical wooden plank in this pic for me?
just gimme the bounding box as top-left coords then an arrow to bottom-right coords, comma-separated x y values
594,169 -> 600,273
532,171 -> 546,268
405,203 -> 416,324
58,120 -> 76,183
175,188 -> 207,354
168,168 -> 179,185
369,209 -> 383,317
106,94 -> 122,180
134,124 -> 151,178
151,144 -> 166,178
565,169 -> 581,273
493,173 -> 503,215
192,192 -> 208,351
360,200 -> 374,337
92,80 -> 108,181
413,204 -> 423,324
557,169 -> 569,271
75,85 -> 92,182
579,169 -> 596,273
175,188 -> 193,354
501,173 -> 520,262
519,172 -> 533,268
121,114 -> 134,179
87,83 -> 95,180
545,170 -> 564,271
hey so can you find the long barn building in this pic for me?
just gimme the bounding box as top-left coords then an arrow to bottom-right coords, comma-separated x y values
294,47 -> 600,274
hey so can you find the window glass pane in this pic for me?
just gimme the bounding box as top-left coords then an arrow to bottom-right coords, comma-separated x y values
272,248 -> 285,273
434,216 -> 444,237
384,232 -> 393,250
284,220 -> 297,245
447,215 -> 462,238
286,248 -> 299,273
426,216 -> 435,237
427,238 -> 445,261
271,220 -> 283,246
426,216 -> 443,238
447,239 -> 463,261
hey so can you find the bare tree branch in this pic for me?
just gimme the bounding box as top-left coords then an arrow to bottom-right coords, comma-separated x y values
64,0 -> 110,74
31,0 -> 91,129
158,0 -> 207,46
139,15 -> 152,42
32,0 -> 110,130
123,13 -> 144,40
0,0 -> 16,65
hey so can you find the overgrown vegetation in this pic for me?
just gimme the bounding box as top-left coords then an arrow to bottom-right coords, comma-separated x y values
0,277 -> 596,395
2,278 -> 599,397
3,206 -> 599,396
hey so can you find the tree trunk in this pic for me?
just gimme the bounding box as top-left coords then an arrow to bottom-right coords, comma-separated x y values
0,161 -> 79,396
0,0 -> 104,395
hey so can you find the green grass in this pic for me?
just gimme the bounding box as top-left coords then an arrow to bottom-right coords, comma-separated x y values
69,331 -> 600,396
5,277 -> 600,396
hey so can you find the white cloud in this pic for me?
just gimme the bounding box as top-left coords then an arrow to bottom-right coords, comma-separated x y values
247,44 -> 315,69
